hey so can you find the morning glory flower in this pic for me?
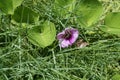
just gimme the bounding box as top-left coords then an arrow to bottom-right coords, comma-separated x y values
57,27 -> 79,48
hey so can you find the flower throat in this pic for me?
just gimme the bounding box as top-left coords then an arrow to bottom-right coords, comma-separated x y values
63,30 -> 72,39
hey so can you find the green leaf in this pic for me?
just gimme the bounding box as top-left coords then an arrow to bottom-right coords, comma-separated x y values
100,26 -> 120,34
12,6 -> 39,24
105,12 -> 120,29
112,74 -> 120,80
0,0 -> 23,14
75,0 -> 103,27
101,12 -> 120,35
27,21 -> 56,48
54,0 -> 76,18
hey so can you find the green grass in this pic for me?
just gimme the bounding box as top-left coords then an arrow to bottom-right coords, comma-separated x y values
0,0 -> 120,80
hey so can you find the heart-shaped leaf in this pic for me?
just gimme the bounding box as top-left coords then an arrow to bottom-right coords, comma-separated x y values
54,0 -> 76,18
101,12 -> 120,35
12,6 -> 39,24
27,21 -> 56,48
112,74 -> 120,80
105,12 -> 120,29
0,0 -> 23,14
75,0 -> 103,27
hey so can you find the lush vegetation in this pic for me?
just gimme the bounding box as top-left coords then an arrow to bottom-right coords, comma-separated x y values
0,0 -> 120,80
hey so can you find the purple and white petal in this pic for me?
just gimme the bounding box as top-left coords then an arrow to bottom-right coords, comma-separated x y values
57,31 -> 65,39
69,29 -> 79,43
59,39 -> 71,48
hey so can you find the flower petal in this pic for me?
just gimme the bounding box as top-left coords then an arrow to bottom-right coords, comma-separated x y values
59,39 -> 71,48
57,31 -> 65,39
65,27 -> 71,30
69,29 -> 79,43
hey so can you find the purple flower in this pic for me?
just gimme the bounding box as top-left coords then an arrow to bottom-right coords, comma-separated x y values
57,27 -> 79,48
